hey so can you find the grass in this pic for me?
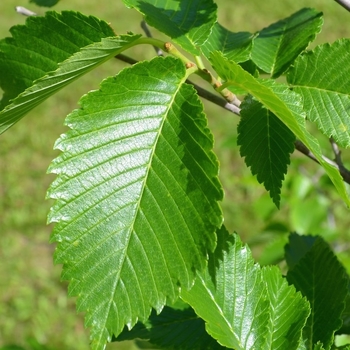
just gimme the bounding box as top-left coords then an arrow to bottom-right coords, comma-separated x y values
1,0 -> 350,349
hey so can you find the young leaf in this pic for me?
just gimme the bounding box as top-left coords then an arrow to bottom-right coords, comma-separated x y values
261,266 -> 310,350
47,56 -> 223,349
0,12 -> 142,134
181,227 -> 309,350
251,8 -> 323,78
287,39 -> 350,148
122,0 -> 217,55
181,227 -> 270,349
210,52 -> 350,206
115,306 -> 227,349
286,234 -> 349,350
201,23 -> 254,63
237,96 -> 295,207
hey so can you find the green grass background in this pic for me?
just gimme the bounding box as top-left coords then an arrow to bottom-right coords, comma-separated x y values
1,0 -> 350,349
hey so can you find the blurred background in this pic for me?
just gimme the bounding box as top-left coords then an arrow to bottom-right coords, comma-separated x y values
1,0 -> 350,349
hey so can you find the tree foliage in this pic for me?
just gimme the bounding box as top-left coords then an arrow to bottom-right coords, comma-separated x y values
1,1 -> 350,349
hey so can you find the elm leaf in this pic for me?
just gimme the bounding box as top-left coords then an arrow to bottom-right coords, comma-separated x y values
47,56 -> 223,349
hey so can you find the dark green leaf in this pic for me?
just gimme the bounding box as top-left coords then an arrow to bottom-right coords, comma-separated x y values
47,56 -> 223,349
287,235 -> 348,350
238,96 -> 295,207
337,286 -> 350,335
115,306 -> 227,349
122,0 -> 217,55
0,11 -> 114,109
251,8 -> 323,78
285,232 -> 317,270
201,23 -> 254,63
287,39 -> 350,148
210,51 -> 350,206
0,12 -> 141,134
30,0 -> 59,6
181,227 -> 309,350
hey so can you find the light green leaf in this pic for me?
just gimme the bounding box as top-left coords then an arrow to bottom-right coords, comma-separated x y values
238,96 -> 295,207
287,39 -> 350,148
0,11 -> 115,109
210,51 -> 350,206
262,266 -> 310,350
0,12 -> 143,135
115,306 -> 227,349
47,56 -> 223,350
287,234 -> 348,350
182,228 -> 309,350
251,8 -> 323,78
337,285 -> 350,335
122,0 -> 217,55
201,22 -> 254,63
181,228 -> 270,350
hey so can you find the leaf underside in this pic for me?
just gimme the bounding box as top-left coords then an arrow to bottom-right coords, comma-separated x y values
238,96 -> 295,207
181,227 -> 309,350
287,39 -> 350,148
122,0 -> 217,55
251,7 -> 323,78
47,56 -> 223,349
0,11 -> 142,134
287,234 -> 348,350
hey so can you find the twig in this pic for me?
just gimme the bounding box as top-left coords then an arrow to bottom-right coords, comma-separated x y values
115,54 -> 138,65
141,20 -> 163,56
15,6 -> 37,16
334,0 -> 350,12
114,53 -> 350,185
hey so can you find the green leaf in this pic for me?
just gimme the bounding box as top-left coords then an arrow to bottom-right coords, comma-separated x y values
0,11 -> 114,108
284,232 -> 317,270
181,228 -> 269,349
210,51 -> 350,206
237,96 -> 295,207
286,234 -> 349,350
251,8 -> 323,78
115,306 -> 227,349
0,12 -> 142,134
262,266 -> 310,350
122,0 -> 217,55
30,0 -> 59,6
181,227 -> 309,350
201,23 -> 254,63
0,34 -> 141,135
287,39 -> 350,148
337,285 -> 350,335
313,343 -> 326,350
47,56 -> 223,350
